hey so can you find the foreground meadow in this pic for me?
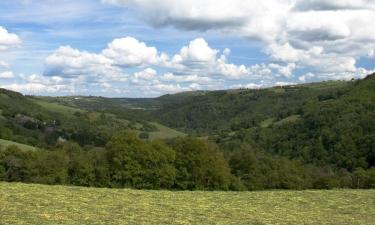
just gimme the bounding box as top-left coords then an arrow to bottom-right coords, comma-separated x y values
0,182 -> 374,225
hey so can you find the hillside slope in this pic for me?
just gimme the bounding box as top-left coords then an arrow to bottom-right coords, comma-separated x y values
1,75 -> 374,191
152,80 -> 352,134
0,89 -> 184,148
216,74 -> 375,187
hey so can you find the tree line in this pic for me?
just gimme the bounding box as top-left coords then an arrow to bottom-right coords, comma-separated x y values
1,131 -> 374,190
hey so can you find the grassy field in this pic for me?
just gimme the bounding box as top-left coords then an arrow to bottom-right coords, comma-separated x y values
31,98 -> 83,117
0,183 -> 374,225
148,122 -> 186,140
0,139 -> 37,151
32,98 -> 185,141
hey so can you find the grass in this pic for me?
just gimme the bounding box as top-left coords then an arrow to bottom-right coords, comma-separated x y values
31,98 -> 83,117
0,183 -> 374,225
260,118 -> 276,128
274,115 -> 301,126
260,115 -> 301,128
32,98 -> 185,141
147,122 -> 186,140
0,139 -> 37,151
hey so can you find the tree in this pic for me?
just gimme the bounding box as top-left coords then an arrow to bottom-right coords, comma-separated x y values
106,131 -> 176,189
167,137 -> 232,190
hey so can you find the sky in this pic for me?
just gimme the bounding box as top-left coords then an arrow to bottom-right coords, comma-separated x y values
0,0 -> 374,97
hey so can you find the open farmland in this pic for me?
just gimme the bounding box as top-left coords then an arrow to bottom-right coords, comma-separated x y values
0,182 -> 374,225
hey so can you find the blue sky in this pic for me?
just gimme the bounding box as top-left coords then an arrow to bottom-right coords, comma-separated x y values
0,0 -> 374,97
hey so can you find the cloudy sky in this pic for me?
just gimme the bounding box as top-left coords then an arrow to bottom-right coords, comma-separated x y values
0,0 -> 374,97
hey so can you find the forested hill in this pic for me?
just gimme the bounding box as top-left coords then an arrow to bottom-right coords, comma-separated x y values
216,74 -> 375,184
152,80 -> 353,135
147,74 -> 375,189
0,74 -> 374,190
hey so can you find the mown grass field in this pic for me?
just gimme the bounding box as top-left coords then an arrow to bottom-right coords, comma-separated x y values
0,183 -> 374,225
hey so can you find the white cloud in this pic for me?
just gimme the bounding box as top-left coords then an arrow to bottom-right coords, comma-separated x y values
298,72 -> 315,82
38,26 -> 373,97
0,82 -> 69,94
40,36 -> 306,96
104,0 -> 291,42
0,61 -> 9,69
1,73 -> 82,95
173,38 -> 218,64
131,68 -> 158,84
102,37 -> 165,67
368,49 -> 374,58
275,81 -> 296,86
268,63 -> 296,77
287,11 -> 352,42
134,68 -> 157,80
294,0 -> 375,11
170,38 -> 271,79
161,73 -> 211,83
0,71 -> 14,79
103,0 -> 375,81
44,45 -> 122,80
0,26 -> 21,51
314,67 -> 375,81
45,36 -> 280,84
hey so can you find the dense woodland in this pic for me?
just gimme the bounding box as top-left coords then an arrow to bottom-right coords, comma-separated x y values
1,74 -> 375,190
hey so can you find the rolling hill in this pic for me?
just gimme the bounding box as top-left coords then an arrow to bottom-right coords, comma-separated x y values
0,88 -> 185,148
0,74 -> 374,191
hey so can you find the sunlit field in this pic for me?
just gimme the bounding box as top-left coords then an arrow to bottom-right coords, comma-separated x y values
1,182 -> 374,225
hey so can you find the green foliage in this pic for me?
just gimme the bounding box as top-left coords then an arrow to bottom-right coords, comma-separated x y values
106,132 -> 176,189
151,81 -> 351,135
0,132 -> 235,190
0,139 -> 37,151
353,168 -> 375,189
139,132 -> 149,139
228,148 -> 310,190
0,89 -> 184,150
1,74 -> 375,191
167,137 -> 232,190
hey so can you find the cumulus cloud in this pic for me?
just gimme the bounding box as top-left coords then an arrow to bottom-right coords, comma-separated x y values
294,0 -> 375,11
0,73 -> 72,94
131,68 -> 157,84
298,72 -> 315,82
0,61 -> 9,69
0,82 -> 72,94
170,38 -> 274,80
102,37 -> 166,67
43,37 -> 288,95
268,63 -> 296,77
104,0 -> 291,41
44,33 -> 361,96
0,71 -> 14,79
275,81 -> 296,86
103,0 -> 375,81
369,49 -> 375,58
161,73 -> 212,83
0,26 -> 21,50
44,45 -> 123,80
174,38 -> 218,64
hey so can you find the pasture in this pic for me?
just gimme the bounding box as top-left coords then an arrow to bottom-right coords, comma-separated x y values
0,182 -> 374,224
